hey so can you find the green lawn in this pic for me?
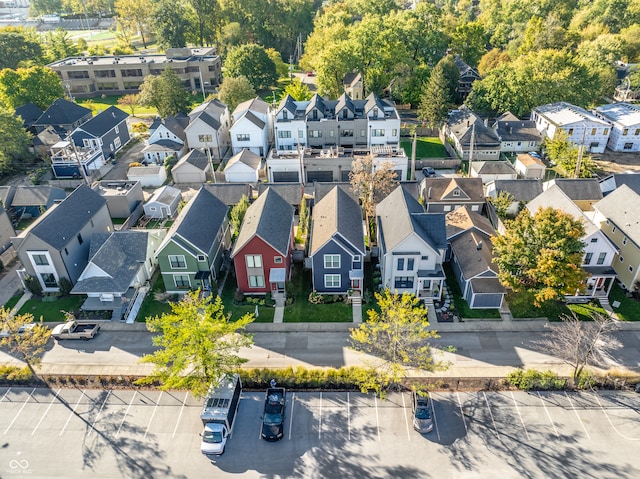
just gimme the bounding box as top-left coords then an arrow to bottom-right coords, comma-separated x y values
2,294 -> 22,310
17,295 -> 83,322
506,290 -> 608,321
220,275 -> 275,323
401,137 -> 447,159
443,263 -> 501,319
76,96 -> 158,117
136,275 -> 173,322
609,283 -> 640,321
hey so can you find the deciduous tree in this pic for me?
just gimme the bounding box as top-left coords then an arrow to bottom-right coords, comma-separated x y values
349,155 -> 398,219
0,309 -> 51,377
217,76 -> 256,113
139,291 -> 254,397
224,44 -> 277,91
0,108 -> 32,174
492,206 -> 587,306
488,190 -> 515,219
0,27 -> 44,69
544,129 -> 595,178
0,66 -> 63,110
281,78 -> 312,101
350,289 -> 447,394
117,93 -> 140,116
151,0 -> 192,48
229,193 -> 249,240
138,68 -> 191,117
114,0 -> 153,48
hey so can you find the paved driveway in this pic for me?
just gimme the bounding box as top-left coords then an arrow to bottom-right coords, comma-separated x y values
1,388 -> 639,478
101,139 -> 146,181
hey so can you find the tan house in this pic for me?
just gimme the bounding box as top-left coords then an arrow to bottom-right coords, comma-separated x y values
514,153 -> 546,179
343,73 -> 364,100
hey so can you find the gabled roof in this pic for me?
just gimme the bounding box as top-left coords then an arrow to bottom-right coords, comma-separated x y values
225,149 -> 262,171
422,177 -> 484,203
232,97 -> 270,117
494,116 -> 543,142
446,205 -> 495,240
34,98 -> 92,127
335,93 -> 355,115
236,110 -> 265,129
450,230 -> 499,279
533,102 -> 610,127
149,114 -> 189,139
594,184 -> 640,245
600,173 -> 640,196
71,230 -> 164,294
11,186 -> 65,207
15,103 -> 43,127
277,94 -> 297,116
454,55 -> 480,80
33,126 -> 63,146
306,94 -> 326,116
309,186 -> 365,257
471,161 -> 517,175
174,149 -> 210,171
0,186 -> 15,208
143,139 -> 183,151
203,184 -> 252,206
313,182 -> 358,204
160,187 -> 228,257
232,188 -> 294,257
74,106 -> 128,137
189,98 -> 228,121
343,72 -> 362,86
527,185 -> 598,236
256,183 -> 303,206
364,92 -> 386,115
147,185 -> 181,206
594,102 -> 640,127
377,185 -> 447,254
28,185 -> 107,250
546,178 -> 603,202
489,179 -> 543,202
446,106 -> 501,147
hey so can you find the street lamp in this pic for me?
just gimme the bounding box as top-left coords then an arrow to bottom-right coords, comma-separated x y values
65,82 -> 74,102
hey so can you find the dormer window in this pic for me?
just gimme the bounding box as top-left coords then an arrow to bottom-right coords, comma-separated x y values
283,110 -> 288,120
343,109 -> 348,119
312,110 -> 318,120
373,107 -> 378,117
453,189 -> 460,196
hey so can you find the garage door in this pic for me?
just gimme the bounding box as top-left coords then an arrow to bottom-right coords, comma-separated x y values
273,171 -> 300,182
340,170 -> 351,181
307,171 -> 333,182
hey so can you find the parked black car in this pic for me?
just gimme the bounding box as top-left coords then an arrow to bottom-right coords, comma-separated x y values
422,167 -> 436,177
261,387 -> 286,441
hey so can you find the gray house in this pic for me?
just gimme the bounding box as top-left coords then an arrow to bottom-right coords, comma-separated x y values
11,186 -> 66,220
420,177 -> 485,214
92,180 -> 144,219
70,106 -> 130,160
309,186 -> 365,294
144,185 -> 182,219
12,185 -> 113,292
0,205 -> 16,255
33,98 -> 92,135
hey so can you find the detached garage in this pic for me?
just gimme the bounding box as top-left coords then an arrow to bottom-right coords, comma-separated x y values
224,149 -> 262,183
172,149 -> 211,184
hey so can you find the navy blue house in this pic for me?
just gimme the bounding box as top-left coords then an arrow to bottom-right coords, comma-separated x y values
309,186 -> 366,294
70,106 -> 130,160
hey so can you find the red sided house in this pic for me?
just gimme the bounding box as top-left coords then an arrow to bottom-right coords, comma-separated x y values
231,188 -> 294,298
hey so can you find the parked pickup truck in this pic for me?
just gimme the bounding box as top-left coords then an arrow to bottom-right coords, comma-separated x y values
51,320 -> 100,340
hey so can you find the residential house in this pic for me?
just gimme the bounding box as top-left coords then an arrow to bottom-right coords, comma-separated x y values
70,229 -> 166,321
0,186 -> 16,219
50,138 -> 105,179
256,183 -> 304,214
32,126 -> 63,158
544,178 -> 603,211
0,205 -> 16,255
420,177 -> 485,214
528,185 -> 618,299
514,153 -> 546,179
492,112 -> 544,153
454,55 -> 481,101
70,105 -> 130,160
156,187 -> 231,294
446,207 -> 505,309
32,98 -> 92,135
376,185 -> 447,302
309,186 -> 365,294
593,185 -> 640,291
312,182 -> 359,205
485,178 -> 543,218
531,102 -> 611,154
230,97 -> 271,157
92,180 -> 143,219
224,149 -> 262,183
203,183 -> 253,207
143,185 -> 182,219
12,185 -> 113,292
143,114 -> 189,164
185,99 -> 230,160
442,106 -> 501,160
127,165 -> 167,187
47,47 -> 221,98
593,102 -> 640,152
231,188 -> 294,297
172,149 -> 211,184
343,72 -> 364,100
15,103 -> 43,133
599,172 -> 640,197
11,186 -> 66,220
470,161 -> 518,184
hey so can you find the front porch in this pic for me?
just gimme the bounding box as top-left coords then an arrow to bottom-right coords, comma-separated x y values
416,268 -> 446,301
566,266 -> 616,303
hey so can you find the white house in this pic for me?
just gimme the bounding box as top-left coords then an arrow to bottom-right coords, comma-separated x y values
492,112 -> 544,153
274,95 -> 308,152
230,97 -> 271,157
171,149 -> 211,184
184,99 -> 230,160
127,165 -> 167,187
143,185 -> 182,219
224,149 -> 262,183
365,93 -> 401,149
470,161 -> 517,184
593,102 -> 640,152
531,102 -> 611,154
143,115 -> 189,164
514,153 -> 546,179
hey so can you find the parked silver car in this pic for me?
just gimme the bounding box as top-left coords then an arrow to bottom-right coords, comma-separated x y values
412,391 -> 434,433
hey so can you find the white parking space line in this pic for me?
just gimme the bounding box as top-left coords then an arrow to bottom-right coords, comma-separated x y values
590,391 -> 640,441
456,392 -> 468,434
60,389 -> 86,436
347,392 -> 351,440
171,391 -> 189,439
374,395 -> 380,441
537,392 -> 559,438
116,390 -> 136,438
0,387 -> 11,403
483,392 -> 499,437
510,391 -> 530,441
318,391 -> 323,440
430,395 -> 440,442
565,392 -> 591,441
32,388 -> 61,436
3,388 -> 35,435
401,393 -> 411,441
144,391 -> 162,439
288,392 -> 295,441
87,390 -> 111,439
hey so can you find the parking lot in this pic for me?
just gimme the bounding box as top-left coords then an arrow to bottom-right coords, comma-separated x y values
1,387 -> 639,478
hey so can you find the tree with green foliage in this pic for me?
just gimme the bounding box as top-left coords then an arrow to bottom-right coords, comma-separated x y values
349,155 -> 398,219
488,190 -> 515,220
139,291 -> 254,397
477,48 -> 511,76
281,78 -> 313,101
0,108 -> 32,174
0,27 -> 44,70
114,0 -> 153,48
117,93 -> 140,116
0,309 -> 51,377
217,76 -> 256,113
229,194 -> 249,240
350,289 -> 446,394
298,196 -> 309,235
492,206 -> 587,307
188,0 -> 218,47
266,48 -> 289,79
418,65 -> 452,128
544,129 -> 595,178
138,68 -> 192,117
224,44 -> 277,91
0,66 -> 63,110
44,28 -> 79,61
449,22 -> 487,68
151,0 -> 192,48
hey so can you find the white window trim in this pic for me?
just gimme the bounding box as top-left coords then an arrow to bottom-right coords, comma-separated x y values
168,254 -> 187,269
324,274 -> 341,288
324,254 -> 340,269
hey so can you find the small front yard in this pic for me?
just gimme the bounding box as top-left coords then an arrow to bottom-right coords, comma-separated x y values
17,295 -> 83,322
506,290 -> 608,321
136,274 -> 173,322
443,264 -> 501,319
221,275 -> 275,324
609,282 -> 640,321
401,137 -> 447,158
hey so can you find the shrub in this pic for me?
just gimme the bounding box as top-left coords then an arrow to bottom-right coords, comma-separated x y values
24,275 -> 42,296
308,291 -> 323,304
129,162 -> 143,167
506,369 -> 567,390
57,277 -> 73,296
131,122 -> 149,133
0,365 -> 32,382
233,288 -> 245,303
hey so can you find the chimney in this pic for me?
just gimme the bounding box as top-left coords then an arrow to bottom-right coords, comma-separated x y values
477,241 -> 483,250
466,120 -> 470,128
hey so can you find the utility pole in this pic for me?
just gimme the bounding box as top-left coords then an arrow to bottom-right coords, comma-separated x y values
468,123 -> 475,177
411,128 -> 417,180
574,121 -> 587,178
69,139 -> 90,185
